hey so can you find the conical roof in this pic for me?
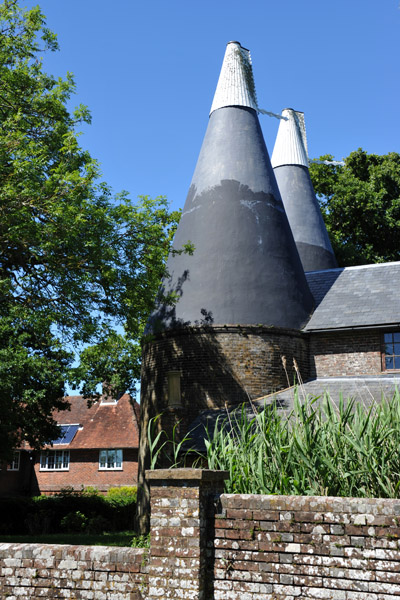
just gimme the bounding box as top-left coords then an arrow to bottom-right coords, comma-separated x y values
271,109 -> 337,272
147,44 -> 314,332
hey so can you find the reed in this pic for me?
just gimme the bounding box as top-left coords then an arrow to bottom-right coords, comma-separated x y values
203,388 -> 400,498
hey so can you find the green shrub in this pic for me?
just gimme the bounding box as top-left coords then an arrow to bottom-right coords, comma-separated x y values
0,497 -> 32,534
81,486 -> 100,497
106,486 -> 137,506
104,486 -> 137,531
25,508 -> 54,535
0,486 -> 137,536
55,486 -> 77,497
130,533 -> 150,548
86,515 -> 109,534
61,511 -> 88,533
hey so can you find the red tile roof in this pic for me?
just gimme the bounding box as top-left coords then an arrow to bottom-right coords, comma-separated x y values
47,394 -> 140,450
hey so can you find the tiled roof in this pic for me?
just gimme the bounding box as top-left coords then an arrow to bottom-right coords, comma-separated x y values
47,394 -> 140,450
305,262 -> 400,330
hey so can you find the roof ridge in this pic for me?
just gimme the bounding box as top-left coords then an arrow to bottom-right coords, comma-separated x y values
306,260 -> 400,275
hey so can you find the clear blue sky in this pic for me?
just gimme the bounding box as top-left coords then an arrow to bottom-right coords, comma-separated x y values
23,0 -> 400,214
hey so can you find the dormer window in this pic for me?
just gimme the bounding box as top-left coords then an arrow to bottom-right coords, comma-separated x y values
100,382 -> 121,404
383,332 -> 400,371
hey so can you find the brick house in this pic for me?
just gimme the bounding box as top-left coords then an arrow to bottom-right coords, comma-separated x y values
139,42 -> 400,440
0,393 -> 140,496
184,261 -> 400,449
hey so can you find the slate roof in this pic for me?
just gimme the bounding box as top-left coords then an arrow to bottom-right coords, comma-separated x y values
183,376 -> 400,452
256,376 -> 400,412
304,262 -> 400,331
182,403 -> 258,454
44,394 -> 140,450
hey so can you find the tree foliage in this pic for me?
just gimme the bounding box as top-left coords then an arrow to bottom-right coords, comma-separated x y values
309,149 -> 400,266
0,1 -> 182,458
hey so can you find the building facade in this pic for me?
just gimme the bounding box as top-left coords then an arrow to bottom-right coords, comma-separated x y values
0,393 -> 140,496
137,42 -> 400,531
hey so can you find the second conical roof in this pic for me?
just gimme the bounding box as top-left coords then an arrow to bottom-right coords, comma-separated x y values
148,45 -> 314,332
271,109 -> 337,272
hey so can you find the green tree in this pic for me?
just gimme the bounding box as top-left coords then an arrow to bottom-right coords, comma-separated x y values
309,149 -> 400,266
0,1 -> 182,458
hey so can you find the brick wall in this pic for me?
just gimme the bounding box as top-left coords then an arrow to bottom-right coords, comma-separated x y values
146,469 -> 400,600
213,493 -> 400,599
0,543 -> 147,599
0,452 -> 33,497
146,469 -> 227,600
141,325 -> 309,418
310,329 -> 383,377
35,448 -> 138,495
4,469 -> 400,599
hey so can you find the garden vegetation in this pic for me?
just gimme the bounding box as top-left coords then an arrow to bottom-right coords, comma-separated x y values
147,390 -> 400,499
203,390 -> 400,498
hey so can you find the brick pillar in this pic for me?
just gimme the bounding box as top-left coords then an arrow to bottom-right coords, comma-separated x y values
146,468 -> 228,600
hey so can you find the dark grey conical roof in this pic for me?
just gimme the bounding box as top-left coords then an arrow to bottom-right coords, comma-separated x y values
148,43 -> 314,332
271,109 -> 337,272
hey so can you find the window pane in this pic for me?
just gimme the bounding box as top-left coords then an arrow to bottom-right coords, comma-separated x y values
40,453 -> 46,469
47,453 -> 54,469
384,333 -> 393,343
393,333 -> 400,343
395,357 -> 400,370
116,449 -> 122,468
386,356 -> 394,369
99,450 -> 106,468
63,452 -> 69,468
394,344 -> 400,355
168,371 -> 181,407
107,450 -> 116,468
385,343 -> 393,354
13,452 -> 20,470
7,452 -> 19,470
54,451 -> 62,469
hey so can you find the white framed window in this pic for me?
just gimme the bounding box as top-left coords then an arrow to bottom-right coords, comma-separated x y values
40,450 -> 70,471
99,449 -> 123,470
7,451 -> 20,471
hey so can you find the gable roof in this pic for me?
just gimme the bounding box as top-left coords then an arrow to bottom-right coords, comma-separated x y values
45,393 -> 140,450
304,262 -> 400,331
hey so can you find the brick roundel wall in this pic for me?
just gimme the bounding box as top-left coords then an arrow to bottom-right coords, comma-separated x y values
141,324 -> 309,421
137,325 -> 309,533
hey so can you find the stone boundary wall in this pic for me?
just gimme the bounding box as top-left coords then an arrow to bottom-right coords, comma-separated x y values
3,469 -> 400,599
214,493 -> 400,599
146,468 -> 228,600
0,543 -> 147,599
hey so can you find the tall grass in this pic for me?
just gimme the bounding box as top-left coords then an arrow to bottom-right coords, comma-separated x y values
204,389 -> 400,498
